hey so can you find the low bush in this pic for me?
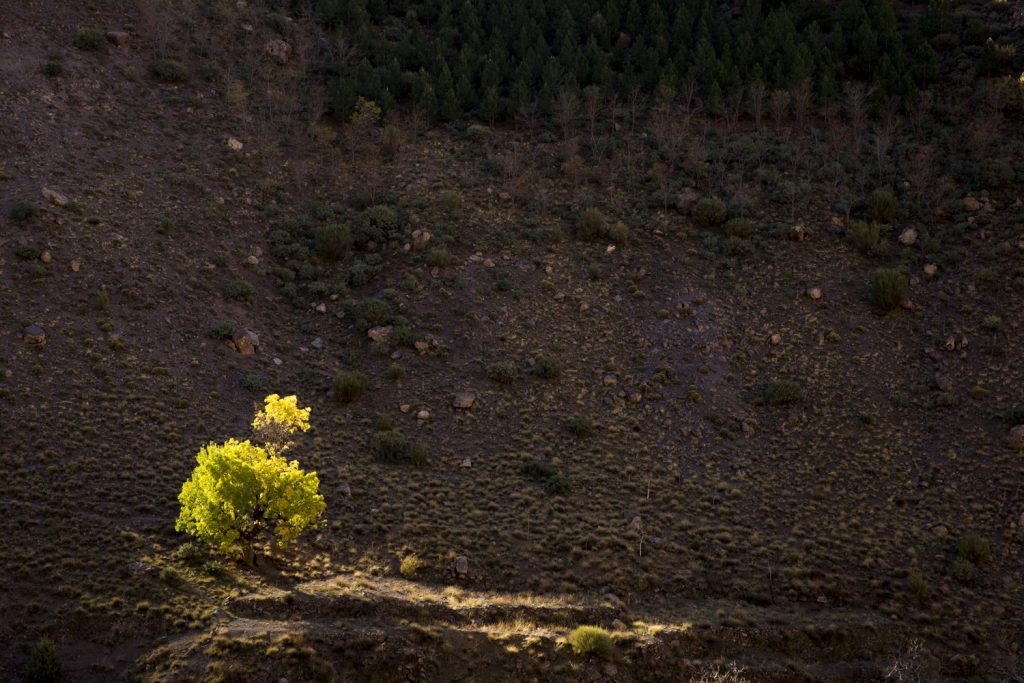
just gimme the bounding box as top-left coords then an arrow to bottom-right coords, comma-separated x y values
868,189 -> 899,222
353,205 -> 399,249
10,202 -> 38,222
426,248 -> 458,267
956,535 -> 991,565
23,637 -> 61,683
567,626 -> 613,660
870,268 -> 907,311
73,29 -> 104,51
400,553 -> 422,579
520,459 -> 557,480
723,217 -> 755,238
693,197 -> 727,227
352,298 -> 392,330
763,380 -> 803,407
850,220 -> 880,255
487,362 -> 518,384
545,473 -> 570,495
564,416 -> 593,437
224,280 -> 254,301
576,207 -> 606,241
150,59 -> 189,83
333,371 -> 369,403
948,558 -> 977,583
532,355 -> 563,379
979,159 -> 1015,189
206,322 -> 235,340
315,223 -> 352,261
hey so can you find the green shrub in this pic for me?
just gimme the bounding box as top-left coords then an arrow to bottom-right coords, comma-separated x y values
532,355 -> 563,379
564,416 -> 593,437
907,570 -> 930,602
763,380 -> 803,407
870,268 -> 907,311
16,245 -> 43,261
545,474 -> 570,495
10,202 -> 38,221
150,59 -> 189,83
487,362 -> 518,384
353,205 -> 399,249
173,541 -> 207,565
693,197 -> 727,227
520,459 -> 557,480
723,217 -> 755,238
43,57 -> 63,77
979,159 -> 1015,189
850,220 -> 880,255
73,29 -> 105,51
607,220 -> 630,245
23,637 -> 61,683
373,430 -> 409,460
400,553 -> 423,579
948,558 -> 977,583
206,322 -> 235,340
441,190 -> 463,212
956,535 -> 991,565
353,298 -> 392,330
224,280 -> 254,301
576,207 -> 606,241
315,223 -> 352,261
567,626 -> 613,660
240,374 -> 269,392
868,189 -> 899,222
426,248 -> 458,267
333,371 -> 368,403
386,363 -> 405,381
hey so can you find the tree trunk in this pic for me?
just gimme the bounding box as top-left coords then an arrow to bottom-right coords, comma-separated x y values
241,544 -> 255,568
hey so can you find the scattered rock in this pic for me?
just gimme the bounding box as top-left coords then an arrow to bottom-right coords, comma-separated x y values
944,336 -> 956,351
1009,425 -> 1024,449
411,229 -> 431,251
453,555 -> 469,578
959,336 -> 969,350
789,224 -> 807,241
311,337 -> 324,349
22,325 -> 45,344
627,515 -> 643,532
41,186 -> 68,207
127,561 -> 155,577
416,409 -> 430,421
367,326 -> 392,344
40,250 -> 52,264
898,227 -> 918,246
272,357 -> 282,365
807,287 -> 822,300
71,259 -> 80,272
315,303 -> 327,314
934,374 -> 952,392
227,137 -> 244,152
414,340 -> 430,353
923,263 -> 938,277
769,333 -> 782,346
460,457 -> 472,468
400,404 -> 411,413
931,524 -> 949,538
246,254 -> 259,266
900,298 -> 914,310
264,39 -> 292,64
232,329 -> 259,355
963,196 -> 982,212
498,191 -> 511,201
603,374 -> 618,386
453,392 -> 475,409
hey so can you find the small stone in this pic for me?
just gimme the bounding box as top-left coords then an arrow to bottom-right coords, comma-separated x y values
807,287 -> 822,300
944,336 -> 956,351
264,38 -> 292,64
498,191 -> 511,201
399,404 -> 411,413
127,561 -> 155,577
931,524 -> 949,538
579,303 -> 589,313
453,392 -> 475,409
959,336 -> 969,350
923,263 -> 938,277
898,227 -> 918,246
315,303 -> 327,313
460,457 -> 472,468
453,555 -> 469,577
246,254 -> 260,266
414,340 -> 430,353
603,374 -> 618,386
23,325 -> 45,344
272,357 -> 282,365
227,137 -> 244,152
483,258 -> 495,268
963,196 -> 982,212
789,224 -> 806,241
367,326 -> 392,343
900,298 -> 914,310
627,515 -> 643,532
232,329 -> 259,355
769,333 -> 782,345
71,259 -> 80,272
416,409 -> 430,421
411,229 -> 431,251
311,337 -> 324,349
40,250 -> 52,264
605,245 -> 616,254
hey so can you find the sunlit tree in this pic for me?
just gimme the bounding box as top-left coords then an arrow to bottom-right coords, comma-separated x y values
176,395 -> 325,566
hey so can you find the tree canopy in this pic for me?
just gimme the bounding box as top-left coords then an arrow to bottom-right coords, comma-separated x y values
176,394 -> 325,565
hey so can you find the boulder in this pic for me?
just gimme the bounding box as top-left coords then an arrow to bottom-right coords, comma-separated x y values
367,326 -> 392,344
41,186 -> 68,207
1010,425 -> 1024,449
264,39 -> 292,64
898,227 -> 918,246
453,392 -> 475,409
23,325 -> 45,344
411,229 -> 431,251
227,137 -> 244,152
963,196 -> 982,212
106,31 -> 129,46
807,287 -> 822,300
232,329 -> 259,355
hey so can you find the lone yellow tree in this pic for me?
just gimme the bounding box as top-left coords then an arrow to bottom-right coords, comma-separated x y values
176,395 -> 325,566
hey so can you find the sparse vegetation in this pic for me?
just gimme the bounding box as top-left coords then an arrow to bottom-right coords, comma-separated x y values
567,626 -> 613,660
150,59 -> 189,82
693,197 -> 727,227
870,268 -> 907,311
72,28 -> 104,51
23,637 -> 61,683
333,371 -> 369,403
316,223 -> 353,261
